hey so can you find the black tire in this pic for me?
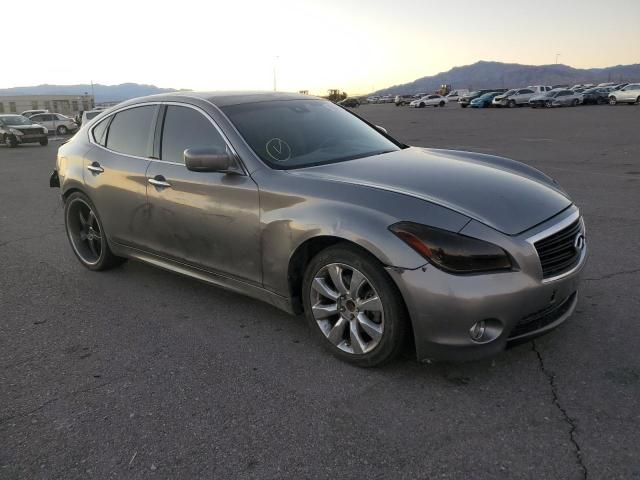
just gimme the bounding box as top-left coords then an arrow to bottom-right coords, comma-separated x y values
302,243 -> 409,367
636,96 -> 640,105
609,96 -> 617,105
439,101 -> 445,107
419,102 -> 425,108
56,125 -> 68,135
508,100 -> 516,108
4,134 -> 17,148
461,104 -> 467,108
64,191 -> 126,271
545,100 -> 553,108
40,137 -> 48,146
572,99 -> 579,107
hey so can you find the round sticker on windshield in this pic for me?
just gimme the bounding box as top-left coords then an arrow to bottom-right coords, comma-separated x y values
265,138 -> 292,162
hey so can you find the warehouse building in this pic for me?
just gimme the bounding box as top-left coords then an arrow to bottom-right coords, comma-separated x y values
0,94 -> 95,117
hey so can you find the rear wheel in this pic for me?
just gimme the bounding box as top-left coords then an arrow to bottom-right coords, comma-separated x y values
302,244 -> 408,367
572,99 -> 579,107
64,192 -> 126,271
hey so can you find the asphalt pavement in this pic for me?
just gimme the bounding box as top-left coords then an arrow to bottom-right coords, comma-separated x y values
1,103 -> 639,479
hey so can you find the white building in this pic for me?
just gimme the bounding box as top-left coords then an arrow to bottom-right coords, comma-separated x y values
0,94 -> 95,116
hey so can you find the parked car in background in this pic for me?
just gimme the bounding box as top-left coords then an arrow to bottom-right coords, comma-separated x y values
80,110 -> 106,125
366,96 -> 380,104
458,89 -> 506,108
0,114 -> 48,147
491,89 -> 517,107
581,87 -> 613,105
528,85 -> 553,94
611,83 -> 628,91
529,90 -> 582,108
380,95 -> 394,104
410,94 -> 448,108
394,95 -> 415,106
445,89 -> 469,102
608,83 -> 640,105
338,98 -> 360,108
470,92 -> 502,108
20,109 -> 49,118
499,88 -> 538,107
28,113 -> 78,134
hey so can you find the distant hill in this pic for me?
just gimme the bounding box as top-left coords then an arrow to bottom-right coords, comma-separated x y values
375,61 -> 640,95
0,83 -> 187,103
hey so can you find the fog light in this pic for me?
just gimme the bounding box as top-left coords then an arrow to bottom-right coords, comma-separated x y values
469,320 -> 486,341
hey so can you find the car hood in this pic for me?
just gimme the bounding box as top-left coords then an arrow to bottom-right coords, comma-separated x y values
288,147 -> 572,235
4,123 -> 42,129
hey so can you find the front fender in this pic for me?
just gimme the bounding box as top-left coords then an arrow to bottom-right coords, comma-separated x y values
253,169 -> 470,296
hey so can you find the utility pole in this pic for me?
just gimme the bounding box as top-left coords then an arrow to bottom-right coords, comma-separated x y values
555,53 -> 560,65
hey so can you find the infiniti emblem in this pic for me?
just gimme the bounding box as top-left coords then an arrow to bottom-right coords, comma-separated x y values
574,233 -> 585,251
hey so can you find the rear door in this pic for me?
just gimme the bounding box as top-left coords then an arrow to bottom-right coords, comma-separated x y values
84,104 -> 158,249
31,114 -> 52,132
144,104 -> 261,284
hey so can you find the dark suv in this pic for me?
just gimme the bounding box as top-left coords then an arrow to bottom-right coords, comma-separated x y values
459,89 -> 507,108
0,114 -> 48,147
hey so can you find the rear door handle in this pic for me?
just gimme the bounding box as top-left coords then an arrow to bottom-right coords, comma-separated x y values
87,162 -> 104,174
148,175 -> 171,189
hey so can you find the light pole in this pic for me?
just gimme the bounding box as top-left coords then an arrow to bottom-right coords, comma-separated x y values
555,53 -> 560,65
273,56 -> 279,92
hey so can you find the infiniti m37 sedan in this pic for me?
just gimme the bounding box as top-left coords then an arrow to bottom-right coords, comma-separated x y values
50,92 -> 587,366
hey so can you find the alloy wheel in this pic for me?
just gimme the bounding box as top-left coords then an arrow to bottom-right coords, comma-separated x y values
66,198 -> 103,265
310,263 -> 384,355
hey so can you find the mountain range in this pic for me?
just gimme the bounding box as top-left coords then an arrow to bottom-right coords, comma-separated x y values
374,61 -> 640,95
0,83 -> 185,103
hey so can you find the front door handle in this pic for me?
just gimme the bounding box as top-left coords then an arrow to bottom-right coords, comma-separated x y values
87,162 -> 104,174
148,175 -> 172,189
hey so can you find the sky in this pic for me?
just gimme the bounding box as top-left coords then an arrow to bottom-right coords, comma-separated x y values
5,0 -> 640,94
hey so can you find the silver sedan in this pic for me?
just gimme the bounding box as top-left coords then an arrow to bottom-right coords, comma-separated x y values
50,92 -> 587,366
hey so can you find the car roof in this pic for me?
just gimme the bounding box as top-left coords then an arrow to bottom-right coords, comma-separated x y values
116,91 -> 321,109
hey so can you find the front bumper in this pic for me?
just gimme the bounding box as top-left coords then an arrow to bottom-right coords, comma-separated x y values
13,133 -> 48,144
386,207 -> 587,362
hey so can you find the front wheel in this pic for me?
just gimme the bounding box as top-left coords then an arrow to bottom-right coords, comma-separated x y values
302,244 -> 408,367
56,125 -> 68,135
64,192 -> 126,271
4,134 -> 17,148
609,97 -> 617,105
572,99 -> 579,107
419,103 -> 425,108
508,100 -> 516,108
545,100 -> 553,108
439,101 -> 445,107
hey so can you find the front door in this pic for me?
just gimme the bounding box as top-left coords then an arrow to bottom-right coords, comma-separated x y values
145,104 -> 261,285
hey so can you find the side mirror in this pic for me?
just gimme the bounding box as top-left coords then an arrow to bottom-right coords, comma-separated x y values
375,125 -> 388,134
184,147 -> 238,173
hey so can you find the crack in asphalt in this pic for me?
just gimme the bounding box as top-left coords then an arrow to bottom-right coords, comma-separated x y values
0,231 -> 60,249
0,377 -> 124,426
532,341 -> 588,480
583,267 -> 640,282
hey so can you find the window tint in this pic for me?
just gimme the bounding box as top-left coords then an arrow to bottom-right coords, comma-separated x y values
92,117 -> 110,146
106,106 -> 156,157
521,89 -> 534,94
160,106 -> 227,164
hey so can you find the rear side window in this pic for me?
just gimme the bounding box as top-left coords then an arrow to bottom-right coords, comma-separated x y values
92,117 -> 110,146
106,106 -> 156,157
160,106 -> 227,164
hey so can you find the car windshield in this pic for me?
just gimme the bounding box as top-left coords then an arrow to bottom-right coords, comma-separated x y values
504,90 -> 516,95
0,115 -> 33,126
222,99 -> 402,170
85,111 -> 101,120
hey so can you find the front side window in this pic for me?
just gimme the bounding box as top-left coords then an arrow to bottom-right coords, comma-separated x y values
222,99 -> 401,170
160,106 -> 227,164
106,106 -> 156,157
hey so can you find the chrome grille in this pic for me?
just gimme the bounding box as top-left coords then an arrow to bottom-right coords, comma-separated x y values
534,218 -> 583,279
18,127 -> 44,135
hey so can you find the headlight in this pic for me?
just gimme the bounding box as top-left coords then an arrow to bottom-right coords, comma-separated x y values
8,128 -> 23,135
389,222 -> 513,274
